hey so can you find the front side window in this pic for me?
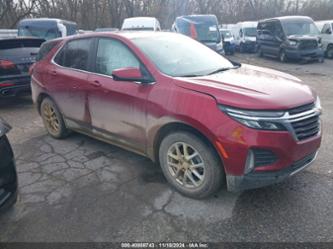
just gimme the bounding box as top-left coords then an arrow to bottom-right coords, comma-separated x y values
54,38 -> 92,71
132,34 -> 233,77
95,38 -> 140,76
322,23 -> 332,34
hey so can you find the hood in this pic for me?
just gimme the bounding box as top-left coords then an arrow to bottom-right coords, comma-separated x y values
0,118 -> 11,137
287,35 -> 319,41
175,64 -> 315,110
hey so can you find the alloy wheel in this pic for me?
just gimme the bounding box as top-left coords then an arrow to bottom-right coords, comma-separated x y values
167,142 -> 205,188
42,103 -> 60,135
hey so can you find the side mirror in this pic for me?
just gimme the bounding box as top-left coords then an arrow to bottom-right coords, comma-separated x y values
112,67 -> 151,83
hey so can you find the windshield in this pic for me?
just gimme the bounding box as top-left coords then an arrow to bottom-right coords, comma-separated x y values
18,26 -> 61,40
221,30 -> 232,38
243,27 -> 257,37
281,21 -> 319,36
132,34 -> 233,77
194,24 -> 221,42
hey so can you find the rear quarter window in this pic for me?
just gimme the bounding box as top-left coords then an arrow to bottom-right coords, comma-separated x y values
54,38 -> 92,71
36,40 -> 59,61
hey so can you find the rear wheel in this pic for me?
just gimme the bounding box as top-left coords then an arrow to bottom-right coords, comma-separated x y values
279,49 -> 288,62
40,97 -> 69,139
159,131 -> 224,199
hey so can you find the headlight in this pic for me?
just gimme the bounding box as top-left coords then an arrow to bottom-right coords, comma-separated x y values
219,105 -> 287,130
288,40 -> 298,46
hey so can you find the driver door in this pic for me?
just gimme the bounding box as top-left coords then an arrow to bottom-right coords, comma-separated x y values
87,38 -> 152,154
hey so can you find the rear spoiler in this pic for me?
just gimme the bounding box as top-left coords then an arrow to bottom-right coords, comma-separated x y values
0,38 -> 45,50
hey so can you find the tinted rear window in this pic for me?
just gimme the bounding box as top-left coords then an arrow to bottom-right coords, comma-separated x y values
0,39 -> 44,50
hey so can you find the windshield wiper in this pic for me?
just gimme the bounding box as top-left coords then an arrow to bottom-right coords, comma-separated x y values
178,74 -> 204,78
208,65 -> 240,75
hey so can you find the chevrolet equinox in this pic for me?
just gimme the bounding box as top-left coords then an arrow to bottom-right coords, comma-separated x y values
31,32 -> 322,198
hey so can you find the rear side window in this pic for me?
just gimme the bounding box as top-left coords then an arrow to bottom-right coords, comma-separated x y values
36,40 -> 59,61
54,38 -> 92,71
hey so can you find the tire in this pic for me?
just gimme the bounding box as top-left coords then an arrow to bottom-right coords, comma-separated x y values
326,45 -> 333,59
257,46 -> 263,57
279,49 -> 288,63
40,97 -> 70,139
159,131 -> 224,199
239,43 -> 245,53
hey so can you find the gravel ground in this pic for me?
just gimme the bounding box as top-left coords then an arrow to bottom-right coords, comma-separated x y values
0,53 -> 332,242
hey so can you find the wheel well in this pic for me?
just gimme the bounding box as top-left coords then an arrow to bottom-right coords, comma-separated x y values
36,93 -> 51,114
153,122 -> 222,165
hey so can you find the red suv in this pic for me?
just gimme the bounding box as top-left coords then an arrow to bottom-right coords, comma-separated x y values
31,32 -> 322,198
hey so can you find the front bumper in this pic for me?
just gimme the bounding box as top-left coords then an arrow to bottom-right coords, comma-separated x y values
227,151 -> 318,191
285,48 -> 324,61
241,41 -> 257,51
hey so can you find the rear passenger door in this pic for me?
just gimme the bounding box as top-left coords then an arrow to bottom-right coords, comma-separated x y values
47,38 -> 94,126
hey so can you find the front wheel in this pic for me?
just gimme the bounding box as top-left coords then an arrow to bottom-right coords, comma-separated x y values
279,49 -> 288,62
159,132 -> 224,199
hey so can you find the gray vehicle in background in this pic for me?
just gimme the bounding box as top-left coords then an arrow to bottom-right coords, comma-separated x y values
172,15 -> 224,55
17,18 -> 77,41
257,16 -> 324,63
0,37 -> 45,97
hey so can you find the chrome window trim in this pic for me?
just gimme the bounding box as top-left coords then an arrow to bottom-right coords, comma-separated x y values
50,38 -> 156,85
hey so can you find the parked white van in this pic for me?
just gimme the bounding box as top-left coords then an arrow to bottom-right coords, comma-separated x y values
231,21 -> 258,52
0,29 -> 17,38
316,20 -> 333,58
121,17 -> 161,31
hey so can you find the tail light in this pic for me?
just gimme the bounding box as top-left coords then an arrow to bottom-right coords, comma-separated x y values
190,23 -> 198,40
0,60 -> 16,70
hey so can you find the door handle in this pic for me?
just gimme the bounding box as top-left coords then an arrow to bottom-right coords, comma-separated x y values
90,80 -> 101,87
50,70 -> 57,76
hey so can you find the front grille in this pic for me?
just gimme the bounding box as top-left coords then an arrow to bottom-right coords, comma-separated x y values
253,149 -> 278,167
291,115 -> 320,141
289,102 -> 315,115
299,40 -> 318,50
